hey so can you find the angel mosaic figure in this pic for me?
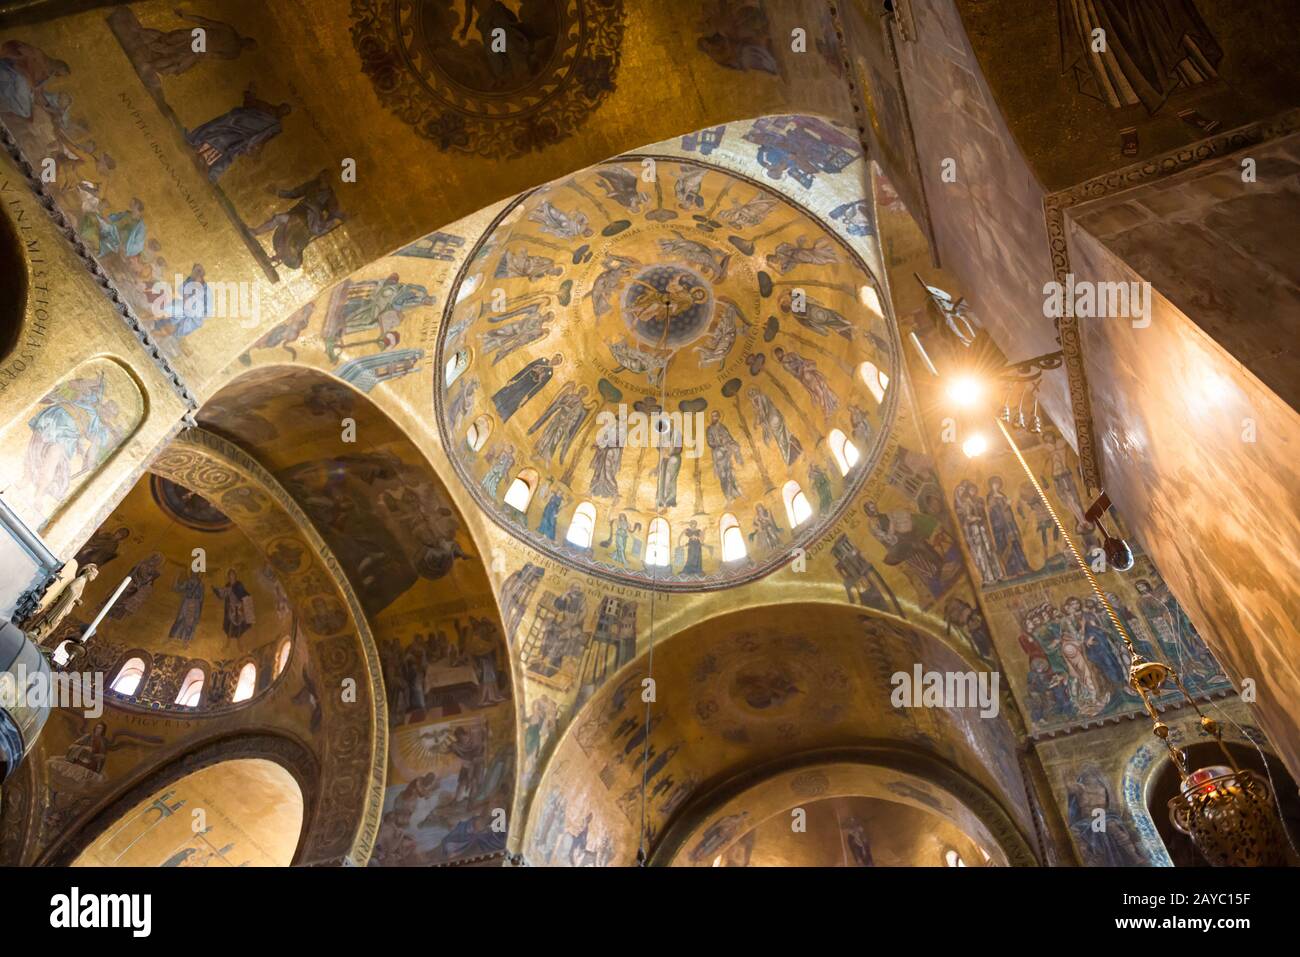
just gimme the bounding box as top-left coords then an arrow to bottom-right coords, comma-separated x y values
748,387 -> 802,465
779,290 -> 853,340
674,166 -> 707,209
716,191 -> 779,229
588,254 -> 639,317
657,231 -> 730,282
772,346 -> 837,417
528,200 -> 592,239
593,166 -> 648,211
766,236 -> 838,274
528,382 -> 593,464
608,337 -> 668,387
694,298 -> 747,368
479,306 -> 554,365
495,247 -> 563,281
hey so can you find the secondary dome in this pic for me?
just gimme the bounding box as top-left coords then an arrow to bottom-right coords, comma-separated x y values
435,156 -> 897,589
53,473 -> 298,713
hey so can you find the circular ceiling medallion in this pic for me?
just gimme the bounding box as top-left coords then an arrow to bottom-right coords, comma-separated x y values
352,0 -> 626,157
149,475 -> 233,532
434,156 -> 898,591
621,265 -> 714,348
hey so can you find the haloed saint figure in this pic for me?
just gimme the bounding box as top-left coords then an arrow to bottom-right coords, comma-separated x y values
212,569 -> 255,640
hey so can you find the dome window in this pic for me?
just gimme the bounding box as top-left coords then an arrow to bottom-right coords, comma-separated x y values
782,480 -> 813,527
455,272 -> 481,304
231,662 -> 258,703
719,513 -> 746,562
859,284 -> 883,317
466,414 -> 493,452
274,639 -> 292,678
944,849 -> 967,868
445,348 -> 471,386
175,668 -> 205,708
645,517 -> 670,567
110,657 -> 148,697
565,501 -> 597,549
829,428 -> 860,475
858,361 -> 888,404
503,468 -> 539,512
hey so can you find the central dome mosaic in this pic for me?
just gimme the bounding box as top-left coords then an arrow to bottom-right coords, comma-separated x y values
435,156 -> 899,590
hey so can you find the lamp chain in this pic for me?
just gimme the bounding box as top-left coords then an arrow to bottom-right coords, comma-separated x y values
993,418 -> 1196,776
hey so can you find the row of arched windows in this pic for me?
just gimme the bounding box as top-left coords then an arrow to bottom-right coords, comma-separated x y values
493,431 -> 864,527
486,478 -> 830,566
107,639 -> 292,708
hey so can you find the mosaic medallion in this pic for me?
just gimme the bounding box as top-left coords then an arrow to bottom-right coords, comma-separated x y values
149,475 -> 233,532
352,0 -> 626,158
620,265 -> 714,349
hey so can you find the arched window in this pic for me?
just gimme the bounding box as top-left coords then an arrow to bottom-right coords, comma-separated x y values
859,283 -> 883,317
858,360 -> 889,404
944,849 -> 967,868
231,662 -> 258,703
466,414 -> 493,452
645,517 -> 670,567
455,272 -> 481,304
274,639 -> 292,678
445,349 -> 470,386
828,428 -> 860,475
503,468 -> 539,512
719,513 -> 746,562
565,501 -> 597,549
175,668 -> 205,708
110,657 -> 148,697
782,480 -> 813,527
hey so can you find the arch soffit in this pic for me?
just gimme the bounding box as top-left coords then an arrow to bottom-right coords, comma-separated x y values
649,746 -> 1037,867
192,365 -> 530,854
146,426 -> 387,865
522,602 -> 1021,861
40,732 -> 319,867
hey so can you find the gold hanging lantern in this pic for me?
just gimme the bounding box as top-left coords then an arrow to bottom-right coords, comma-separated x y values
1168,761 -> 1287,867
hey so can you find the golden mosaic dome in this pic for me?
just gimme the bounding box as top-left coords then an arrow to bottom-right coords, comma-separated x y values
436,157 -> 898,589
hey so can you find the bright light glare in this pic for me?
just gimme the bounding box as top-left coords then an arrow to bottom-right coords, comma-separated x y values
962,433 -> 989,458
946,375 -> 983,407
455,272 -> 481,303
859,284 -> 883,315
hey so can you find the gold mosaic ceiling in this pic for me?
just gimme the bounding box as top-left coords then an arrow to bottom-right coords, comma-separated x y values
435,156 -> 897,588
61,473 -> 298,714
